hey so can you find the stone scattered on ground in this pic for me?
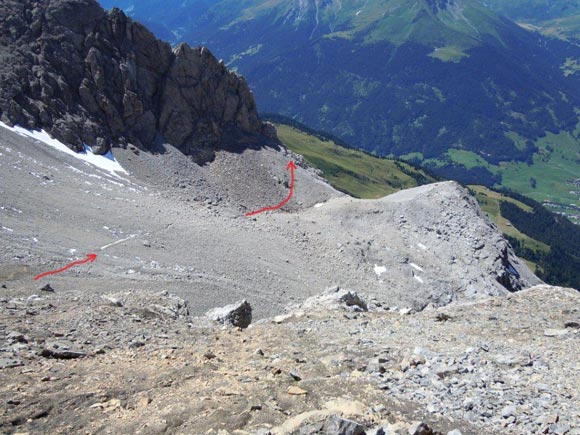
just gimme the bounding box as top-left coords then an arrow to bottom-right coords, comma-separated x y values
39,283 -> 54,293
324,414 -> 366,435
0,285 -> 578,434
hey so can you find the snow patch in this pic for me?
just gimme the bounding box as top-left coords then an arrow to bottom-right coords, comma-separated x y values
414,275 -> 424,284
374,264 -> 387,276
314,202 -> 325,208
417,243 -> 428,250
0,121 -> 127,178
409,263 -> 424,272
100,234 -> 137,251
65,164 -> 104,180
1,226 -> 14,232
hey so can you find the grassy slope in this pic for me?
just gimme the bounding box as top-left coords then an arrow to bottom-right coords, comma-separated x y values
499,130 -> 580,218
274,123 -> 436,199
533,14 -> 580,42
420,126 -> 580,224
469,185 -> 549,271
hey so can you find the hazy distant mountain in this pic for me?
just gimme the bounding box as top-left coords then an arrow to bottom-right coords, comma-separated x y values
483,0 -> 580,21
99,0 -> 215,42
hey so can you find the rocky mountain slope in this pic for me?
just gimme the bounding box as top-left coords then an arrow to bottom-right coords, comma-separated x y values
1,1 -> 576,434
271,121 -> 580,289
0,0 -> 275,162
0,116 -> 551,433
1,282 -> 579,434
0,124 -> 539,317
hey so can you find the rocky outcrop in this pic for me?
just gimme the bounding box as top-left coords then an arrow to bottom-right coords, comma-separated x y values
299,181 -> 542,311
0,0 -> 276,161
287,286 -> 369,313
206,300 -> 253,328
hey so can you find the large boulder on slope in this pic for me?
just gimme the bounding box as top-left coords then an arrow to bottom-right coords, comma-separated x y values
206,300 -> 252,328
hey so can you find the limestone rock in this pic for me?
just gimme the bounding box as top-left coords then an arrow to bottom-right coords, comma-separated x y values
544,329 -> 569,338
206,300 -> 252,328
40,342 -> 86,359
290,286 -> 368,312
39,283 -> 55,293
0,356 -> 24,369
408,422 -> 433,435
324,414 -> 366,435
0,0 -> 277,162
287,386 -> 308,396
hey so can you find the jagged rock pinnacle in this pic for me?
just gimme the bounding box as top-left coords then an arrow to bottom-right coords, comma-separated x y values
0,0 -> 276,161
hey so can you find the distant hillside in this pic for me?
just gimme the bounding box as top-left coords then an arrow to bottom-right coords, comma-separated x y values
481,0 -> 580,42
470,186 -> 580,289
273,120 -> 436,199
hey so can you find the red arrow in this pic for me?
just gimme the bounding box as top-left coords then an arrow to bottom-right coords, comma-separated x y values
34,253 -> 97,281
246,161 -> 297,217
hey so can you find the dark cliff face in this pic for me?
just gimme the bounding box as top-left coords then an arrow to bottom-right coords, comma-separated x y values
0,0 -> 276,161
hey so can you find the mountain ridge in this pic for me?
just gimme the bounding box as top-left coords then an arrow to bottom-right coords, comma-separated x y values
98,0 -> 580,218
0,0 -> 276,162
479,0 -> 580,46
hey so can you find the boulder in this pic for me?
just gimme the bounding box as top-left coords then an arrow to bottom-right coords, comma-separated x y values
206,300 -> 252,328
291,286 -> 368,312
324,414 -> 366,435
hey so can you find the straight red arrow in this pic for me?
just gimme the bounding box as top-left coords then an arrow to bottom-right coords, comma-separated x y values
34,253 -> 97,280
246,161 -> 297,217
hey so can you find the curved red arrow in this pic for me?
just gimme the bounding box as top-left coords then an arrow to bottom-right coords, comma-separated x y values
34,253 -> 97,281
246,161 -> 297,217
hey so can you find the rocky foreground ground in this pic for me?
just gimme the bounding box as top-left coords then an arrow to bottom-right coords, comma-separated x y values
1,284 -> 578,434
